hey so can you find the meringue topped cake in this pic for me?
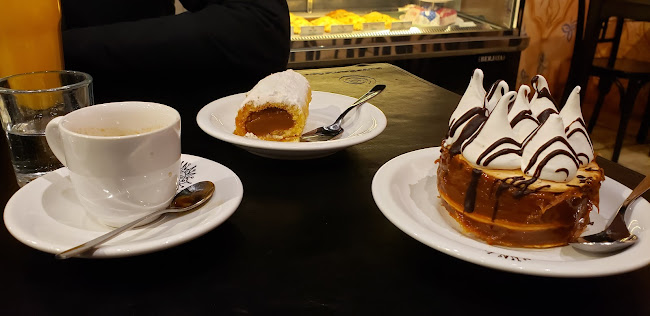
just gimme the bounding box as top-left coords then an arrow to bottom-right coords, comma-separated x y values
437,69 -> 603,248
234,69 -> 311,142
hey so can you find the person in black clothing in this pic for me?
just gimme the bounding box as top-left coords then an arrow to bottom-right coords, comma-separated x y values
61,0 -> 290,111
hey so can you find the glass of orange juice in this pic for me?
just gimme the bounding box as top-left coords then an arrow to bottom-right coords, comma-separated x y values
0,0 -> 65,111
0,0 -> 64,78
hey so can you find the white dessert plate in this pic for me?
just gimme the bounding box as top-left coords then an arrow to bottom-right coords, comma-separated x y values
3,154 -> 243,258
196,91 -> 387,159
371,147 -> 650,277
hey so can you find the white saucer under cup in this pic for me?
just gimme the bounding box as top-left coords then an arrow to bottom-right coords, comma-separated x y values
3,154 -> 243,258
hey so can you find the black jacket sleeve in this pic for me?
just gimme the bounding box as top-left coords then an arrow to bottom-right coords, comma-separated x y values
62,0 -> 290,103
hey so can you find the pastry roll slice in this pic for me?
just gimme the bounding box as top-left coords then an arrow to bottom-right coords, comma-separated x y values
234,69 -> 311,142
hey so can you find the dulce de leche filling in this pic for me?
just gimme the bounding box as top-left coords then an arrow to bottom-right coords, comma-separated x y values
245,107 -> 294,136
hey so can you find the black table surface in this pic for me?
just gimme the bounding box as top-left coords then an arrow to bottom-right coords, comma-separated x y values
1,63 -> 649,315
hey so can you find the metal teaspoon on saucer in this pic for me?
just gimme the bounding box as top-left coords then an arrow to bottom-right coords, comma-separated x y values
55,181 -> 216,259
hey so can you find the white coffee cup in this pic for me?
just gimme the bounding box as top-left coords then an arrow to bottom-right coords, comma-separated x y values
45,101 -> 181,227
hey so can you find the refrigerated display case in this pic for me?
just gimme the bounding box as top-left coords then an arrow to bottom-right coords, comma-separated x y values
287,0 -> 527,93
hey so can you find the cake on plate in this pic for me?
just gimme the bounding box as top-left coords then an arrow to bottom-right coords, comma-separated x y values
437,69 -> 603,248
234,69 -> 311,142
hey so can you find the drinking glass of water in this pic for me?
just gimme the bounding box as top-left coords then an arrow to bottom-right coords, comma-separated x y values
0,70 -> 93,186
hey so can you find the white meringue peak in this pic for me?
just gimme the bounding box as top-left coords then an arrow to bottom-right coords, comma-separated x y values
443,70 -> 592,183
508,85 -> 539,144
462,91 -> 521,170
529,75 -> 558,124
559,86 -> 594,165
484,80 -> 510,113
521,114 -> 579,182
446,69 -> 487,146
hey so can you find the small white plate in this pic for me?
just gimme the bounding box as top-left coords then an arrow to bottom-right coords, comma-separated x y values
372,147 -> 650,277
3,154 -> 243,258
196,91 -> 387,159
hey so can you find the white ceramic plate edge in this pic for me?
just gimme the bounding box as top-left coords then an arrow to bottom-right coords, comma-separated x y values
196,91 -> 387,152
371,147 -> 650,277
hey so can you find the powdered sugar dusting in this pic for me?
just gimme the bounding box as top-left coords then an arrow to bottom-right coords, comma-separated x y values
241,69 -> 310,109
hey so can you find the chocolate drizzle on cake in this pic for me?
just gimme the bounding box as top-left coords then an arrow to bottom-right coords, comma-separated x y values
454,90 -> 523,170
524,143 -> 579,179
486,80 -> 504,101
464,169 -> 483,213
510,109 -> 536,128
450,113 -> 488,156
564,117 -> 594,165
531,75 -> 560,124
537,108 -> 558,124
567,128 -> 593,148
490,176 -> 551,220
565,117 -> 587,131
504,176 -> 545,198
521,112 -> 582,182
448,107 -> 486,139
477,138 -> 521,166
507,99 -> 517,112
493,181 -> 509,220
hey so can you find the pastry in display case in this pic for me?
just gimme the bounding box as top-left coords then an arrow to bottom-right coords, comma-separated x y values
286,0 -> 528,94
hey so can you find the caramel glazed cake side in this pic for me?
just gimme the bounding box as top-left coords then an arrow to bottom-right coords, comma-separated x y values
437,145 -> 604,248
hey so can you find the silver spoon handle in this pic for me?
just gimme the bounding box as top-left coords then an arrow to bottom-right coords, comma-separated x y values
332,84 -> 386,128
55,208 -> 169,259
619,175 -> 650,215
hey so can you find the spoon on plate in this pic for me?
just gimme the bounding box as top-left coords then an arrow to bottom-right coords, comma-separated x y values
570,175 -> 650,253
55,181 -> 216,259
301,84 -> 385,142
